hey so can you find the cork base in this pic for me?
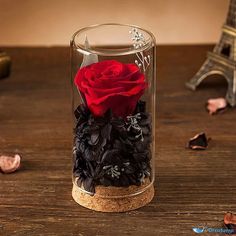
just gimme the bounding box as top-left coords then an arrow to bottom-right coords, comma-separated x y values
72,179 -> 154,212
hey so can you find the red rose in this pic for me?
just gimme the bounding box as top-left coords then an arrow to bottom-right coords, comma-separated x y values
74,60 -> 147,118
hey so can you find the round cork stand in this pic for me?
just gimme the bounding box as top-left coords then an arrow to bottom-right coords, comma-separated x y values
72,178 -> 154,212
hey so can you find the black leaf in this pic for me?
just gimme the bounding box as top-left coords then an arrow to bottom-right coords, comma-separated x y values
88,132 -> 99,145
76,176 -> 83,187
101,149 -> 119,164
84,148 -> 93,161
83,177 -> 95,194
101,123 -> 112,140
124,165 -> 135,174
142,126 -> 150,135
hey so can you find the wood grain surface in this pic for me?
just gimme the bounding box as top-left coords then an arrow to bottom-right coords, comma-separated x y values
0,46 -> 236,236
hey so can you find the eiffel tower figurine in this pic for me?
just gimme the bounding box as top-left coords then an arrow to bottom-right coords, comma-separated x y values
186,0 -> 236,106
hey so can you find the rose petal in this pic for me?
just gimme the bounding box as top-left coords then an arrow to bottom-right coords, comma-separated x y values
224,212 -> 236,225
0,154 -> 21,174
224,213 -> 236,235
88,85 -> 146,117
187,133 -> 209,150
83,64 -> 140,90
207,97 -> 227,115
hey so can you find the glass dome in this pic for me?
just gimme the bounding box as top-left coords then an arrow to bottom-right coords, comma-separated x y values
71,23 -> 156,212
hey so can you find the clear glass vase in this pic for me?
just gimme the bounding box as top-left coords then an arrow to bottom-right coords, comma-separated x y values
71,23 -> 156,212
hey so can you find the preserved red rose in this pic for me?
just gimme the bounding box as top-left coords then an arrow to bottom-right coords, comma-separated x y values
74,60 -> 147,118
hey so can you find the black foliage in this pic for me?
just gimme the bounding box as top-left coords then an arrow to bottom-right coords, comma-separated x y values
73,100 -> 152,195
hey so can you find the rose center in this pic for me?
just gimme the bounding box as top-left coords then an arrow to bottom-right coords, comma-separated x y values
102,65 -> 121,77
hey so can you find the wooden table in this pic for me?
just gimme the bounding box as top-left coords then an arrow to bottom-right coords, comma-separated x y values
0,46 -> 236,236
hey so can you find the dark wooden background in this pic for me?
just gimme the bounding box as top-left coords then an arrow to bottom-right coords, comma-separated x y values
0,46 -> 236,236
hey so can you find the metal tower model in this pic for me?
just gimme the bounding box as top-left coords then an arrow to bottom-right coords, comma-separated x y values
186,0 -> 236,106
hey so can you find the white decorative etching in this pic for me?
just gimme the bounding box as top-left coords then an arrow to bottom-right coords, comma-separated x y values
129,28 -> 151,73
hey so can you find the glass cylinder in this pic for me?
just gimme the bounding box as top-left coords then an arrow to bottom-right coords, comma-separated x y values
71,23 -> 156,212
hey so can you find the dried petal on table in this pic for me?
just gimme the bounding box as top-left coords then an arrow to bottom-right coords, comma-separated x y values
187,133 -> 209,150
0,154 -> 21,174
207,97 -> 227,115
224,212 -> 236,235
224,212 -> 236,225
